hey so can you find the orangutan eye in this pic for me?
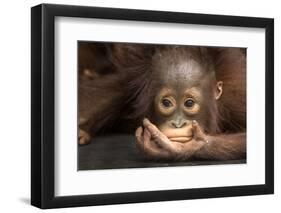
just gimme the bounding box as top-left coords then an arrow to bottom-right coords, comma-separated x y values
184,99 -> 195,108
162,98 -> 172,108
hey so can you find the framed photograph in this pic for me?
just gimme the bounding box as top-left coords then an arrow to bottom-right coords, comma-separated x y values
31,4 -> 274,209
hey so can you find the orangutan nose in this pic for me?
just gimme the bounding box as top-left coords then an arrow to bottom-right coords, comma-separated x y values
171,119 -> 188,128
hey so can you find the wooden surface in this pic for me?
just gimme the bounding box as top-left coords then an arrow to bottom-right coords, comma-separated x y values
78,134 -> 245,170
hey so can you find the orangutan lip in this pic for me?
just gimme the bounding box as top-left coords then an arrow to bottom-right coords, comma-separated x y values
169,136 -> 193,143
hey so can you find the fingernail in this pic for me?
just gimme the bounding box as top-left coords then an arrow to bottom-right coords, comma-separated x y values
143,118 -> 149,125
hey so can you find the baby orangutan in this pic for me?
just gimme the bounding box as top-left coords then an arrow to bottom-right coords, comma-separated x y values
135,47 -> 246,161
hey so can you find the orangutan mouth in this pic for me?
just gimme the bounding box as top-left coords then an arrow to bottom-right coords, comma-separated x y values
168,135 -> 193,143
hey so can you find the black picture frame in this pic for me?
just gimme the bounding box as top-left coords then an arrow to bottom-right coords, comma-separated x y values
31,3 -> 274,209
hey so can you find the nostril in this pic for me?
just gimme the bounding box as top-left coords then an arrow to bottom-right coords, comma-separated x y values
171,121 -> 177,128
171,120 -> 187,128
181,121 -> 187,128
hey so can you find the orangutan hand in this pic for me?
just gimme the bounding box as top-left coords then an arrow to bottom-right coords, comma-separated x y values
135,118 -> 208,160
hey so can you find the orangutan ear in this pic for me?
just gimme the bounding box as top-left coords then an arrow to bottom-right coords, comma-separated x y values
215,81 -> 223,100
